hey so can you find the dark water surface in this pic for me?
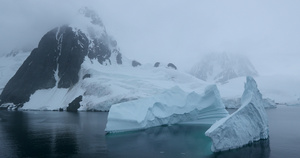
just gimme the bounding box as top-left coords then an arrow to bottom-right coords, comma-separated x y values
0,106 -> 299,158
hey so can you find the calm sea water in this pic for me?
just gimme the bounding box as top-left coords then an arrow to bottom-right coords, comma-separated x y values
0,106 -> 299,158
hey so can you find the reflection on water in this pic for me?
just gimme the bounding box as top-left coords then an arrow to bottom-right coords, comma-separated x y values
55,131 -> 78,156
106,125 -> 271,158
106,124 -> 213,158
210,139 -> 270,158
0,111 -> 80,158
3,107 -> 300,158
2,112 -> 52,157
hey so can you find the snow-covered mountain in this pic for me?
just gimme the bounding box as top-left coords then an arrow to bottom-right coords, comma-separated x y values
1,8 -> 296,112
0,8 -> 133,107
0,8 -> 211,111
190,53 -> 258,83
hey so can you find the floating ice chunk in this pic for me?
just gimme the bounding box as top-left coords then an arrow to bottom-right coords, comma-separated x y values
105,86 -> 228,133
205,76 -> 269,152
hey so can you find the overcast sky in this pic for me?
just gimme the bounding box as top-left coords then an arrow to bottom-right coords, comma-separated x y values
1,0 -> 300,75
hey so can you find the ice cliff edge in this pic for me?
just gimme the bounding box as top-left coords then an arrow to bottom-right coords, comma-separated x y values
205,76 -> 269,152
105,86 -> 229,133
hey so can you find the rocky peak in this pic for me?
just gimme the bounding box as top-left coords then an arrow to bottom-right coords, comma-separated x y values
0,8 -> 122,105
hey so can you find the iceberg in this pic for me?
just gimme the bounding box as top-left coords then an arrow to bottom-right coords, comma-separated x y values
222,97 -> 276,109
105,86 -> 229,133
205,76 -> 269,152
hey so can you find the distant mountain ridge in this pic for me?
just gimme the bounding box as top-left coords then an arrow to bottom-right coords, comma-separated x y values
190,53 -> 258,83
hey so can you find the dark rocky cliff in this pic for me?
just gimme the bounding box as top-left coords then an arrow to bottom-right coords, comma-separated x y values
0,25 -> 117,105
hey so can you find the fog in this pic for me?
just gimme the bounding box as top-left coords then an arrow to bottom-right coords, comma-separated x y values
1,0 -> 300,75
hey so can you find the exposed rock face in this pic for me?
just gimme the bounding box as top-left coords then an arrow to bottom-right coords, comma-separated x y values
132,60 -> 141,67
57,27 -> 89,88
167,63 -> 177,70
190,53 -> 258,83
154,62 -> 160,67
67,95 -> 82,112
87,38 -> 111,64
1,26 -> 89,104
0,8 -> 122,106
116,52 -> 122,65
82,74 -> 91,80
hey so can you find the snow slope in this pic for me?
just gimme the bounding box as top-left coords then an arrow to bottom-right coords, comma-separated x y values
205,76 -> 269,152
218,75 -> 300,107
22,58 -> 210,111
105,85 -> 229,133
0,50 -> 30,94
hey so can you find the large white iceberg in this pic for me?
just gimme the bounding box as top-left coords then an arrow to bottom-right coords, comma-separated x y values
205,76 -> 269,152
105,86 -> 229,133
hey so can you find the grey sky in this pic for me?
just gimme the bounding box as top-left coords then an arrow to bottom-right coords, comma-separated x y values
1,0 -> 300,75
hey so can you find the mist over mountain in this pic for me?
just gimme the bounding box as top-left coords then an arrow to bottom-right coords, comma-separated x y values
1,2 -> 300,158
190,53 -> 258,83
0,8 -> 181,111
0,8 -> 123,106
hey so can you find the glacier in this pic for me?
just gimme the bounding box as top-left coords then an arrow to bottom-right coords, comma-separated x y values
205,76 -> 269,152
21,58 -> 210,111
105,85 -> 229,133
